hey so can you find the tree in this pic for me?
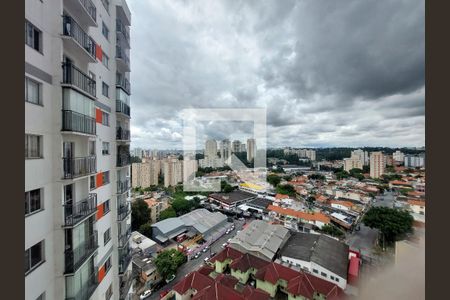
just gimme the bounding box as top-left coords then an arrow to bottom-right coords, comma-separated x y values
171,199 -> 193,215
335,170 -> 349,180
267,174 -> 281,187
131,156 -> 142,163
321,224 -> 344,238
139,223 -> 153,238
159,207 -> 177,220
308,174 -> 326,181
220,180 -> 234,193
154,249 -> 187,279
363,207 -> 414,247
131,199 -> 150,231
276,184 -> 296,197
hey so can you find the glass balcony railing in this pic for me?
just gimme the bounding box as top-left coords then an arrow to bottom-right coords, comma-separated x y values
117,202 -> 131,222
64,233 -> 98,274
65,268 -> 98,300
62,156 -> 96,179
117,179 -> 131,194
116,100 -> 130,118
62,110 -> 96,135
116,74 -> 131,95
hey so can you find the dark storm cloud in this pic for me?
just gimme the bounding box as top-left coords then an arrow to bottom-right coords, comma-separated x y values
128,0 -> 424,149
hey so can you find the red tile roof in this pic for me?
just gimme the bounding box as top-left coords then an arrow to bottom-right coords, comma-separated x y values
230,253 -> 270,273
268,205 -> 331,224
210,246 -> 243,264
172,271 -> 214,295
275,194 -> 290,200
254,263 -> 299,284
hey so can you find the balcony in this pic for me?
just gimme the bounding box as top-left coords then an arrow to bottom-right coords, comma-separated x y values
62,62 -> 96,99
117,179 -> 131,194
119,246 -> 132,274
116,74 -> 131,95
62,110 -> 96,136
65,269 -> 98,300
116,100 -> 130,118
64,194 -> 97,227
65,233 -> 98,274
116,0 -> 131,26
117,202 -> 131,222
62,15 -> 97,63
63,0 -> 97,27
116,18 -> 130,49
116,127 -> 131,142
117,151 -> 131,168
116,45 -> 130,72
118,225 -> 132,248
63,156 -> 96,179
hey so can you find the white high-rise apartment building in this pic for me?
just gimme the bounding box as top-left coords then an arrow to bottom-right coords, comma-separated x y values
393,150 -> 405,162
220,139 -> 232,162
204,139 -> 218,159
131,161 -> 160,188
404,154 -> 426,168
370,152 -> 386,179
232,140 -> 242,153
343,157 -> 363,172
163,159 -> 183,187
350,149 -> 369,166
25,1 -> 132,299
247,138 -> 256,162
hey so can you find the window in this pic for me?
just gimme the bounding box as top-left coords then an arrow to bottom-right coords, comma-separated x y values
104,228 -> 111,245
105,284 -> 113,300
104,256 -> 112,273
103,171 -> 110,184
313,269 -> 318,274
102,112 -> 110,126
36,292 -> 45,300
335,278 -> 340,282
102,82 -> 109,97
90,175 -> 96,190
25,20 -> 42,52
102,142 -> 110,155
25,77 -> 42,105
25,188 -> 43,216
102,22 -> 109,40
103,200 -> 110,214
321,272 -> 327,277
89,140 -> 96,156
330,275 -> 335,280
102,53 -> 109,68
25,134 -> 43,159
102,0 -> 110,13
25,240 -> 45,275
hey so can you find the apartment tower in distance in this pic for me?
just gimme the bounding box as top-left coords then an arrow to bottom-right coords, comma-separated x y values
370,151 -> 386,179
25,0 -> 132,299
204,139 -> 218,158
247,138 -> 256,162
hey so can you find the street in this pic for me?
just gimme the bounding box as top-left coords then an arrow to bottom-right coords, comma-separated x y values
145,218 -> 247,300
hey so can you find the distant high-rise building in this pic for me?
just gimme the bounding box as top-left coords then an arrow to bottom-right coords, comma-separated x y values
232,140 -> 242,153
393,150 -> 405,162
240,143 -> 246,152
404,154 -> 425,168
247,138 -> 256,162
183,159 -> 198,182
370,152 -> 386,179
205,139 -> 218,159
344,157 -> 363,172
283,148 -> 316,161
220,139 -> 232,162
163,159 -> 183,187
132,161 -> 160,188
133,147 -> 143,158
351,149 -> 369,166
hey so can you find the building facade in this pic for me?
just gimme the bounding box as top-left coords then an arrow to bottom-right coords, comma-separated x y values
343,156 -> 363,172
220,139 -> 232,162
25,0 -> 133,299
204,139 -> 218,159
247,138 -> 256,162
163,159 -> 183,187
131,161 -> 160,188
369,151 -> 385,179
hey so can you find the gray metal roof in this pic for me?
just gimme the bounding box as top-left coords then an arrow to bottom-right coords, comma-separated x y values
229,220 -> 290,260
151,217 -> 185,234
280,232 -> 349,279
179,208 -> 227,233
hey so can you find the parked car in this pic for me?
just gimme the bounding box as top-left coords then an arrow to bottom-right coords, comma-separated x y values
165,274 -> 176,283
225,229 -> 230,234
222,243 -> 228,248
227,238 -> 231,243
194,252 -> 201,259
210,252 -> 216,257
140,290 -> 152,299
202,246 -> 209,253
204,257 -> 210,263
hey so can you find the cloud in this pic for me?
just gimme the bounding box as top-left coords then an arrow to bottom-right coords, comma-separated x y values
128,0 -> 424,149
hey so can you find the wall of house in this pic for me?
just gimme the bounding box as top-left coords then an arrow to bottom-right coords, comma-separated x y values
231,268 -> 251,283
256,279 -> 278,297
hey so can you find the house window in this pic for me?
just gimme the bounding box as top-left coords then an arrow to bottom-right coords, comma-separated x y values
25,20 -> 42,52
90,175 -> 96,190
104,256 -> 112,273
102,82 -> 109,97
25,134 -> 43,159
25,240 -> 45,275
25,77 -> 42,105
36,292 -> 45,300
104,228 -> 111,245
25,188 -> 43,216
335,278 -> 339,282
321,272 -> 327,277
102,53 -> 109,68
330,275 -> 335,280
103,171 -> 110,184
102,22 -> 109,40
313,269 -> 318,274
102,142 -> 110,155
101,0 -> 110,13
102,112 -> 109,126
105,284 -> 113,300
103,199 -> 110,214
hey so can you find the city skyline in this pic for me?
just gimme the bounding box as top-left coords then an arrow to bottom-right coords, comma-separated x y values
128,0 -> 424,149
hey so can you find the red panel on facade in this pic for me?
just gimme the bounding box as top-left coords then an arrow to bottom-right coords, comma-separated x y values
348,256 -> 360,285
98,265 -> 106,282
96,108 -> 102,123
96,44 -> 103,61
96,173 -> 103,188
96,204 -> 103,220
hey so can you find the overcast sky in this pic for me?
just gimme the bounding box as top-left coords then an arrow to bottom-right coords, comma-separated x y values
128,0 -> 424,150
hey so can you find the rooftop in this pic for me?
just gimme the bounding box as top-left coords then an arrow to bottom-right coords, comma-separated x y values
280,232 -> 349,279
268,205 -> 331,224
209,190 -> 257,205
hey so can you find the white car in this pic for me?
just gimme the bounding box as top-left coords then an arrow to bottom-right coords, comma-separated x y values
204,257 -> 210,262
222,243 -> 228,248
225,230 -> 230,234
227,238 -> 231,243
140,290 -> 152,299
202,246 -> 209,253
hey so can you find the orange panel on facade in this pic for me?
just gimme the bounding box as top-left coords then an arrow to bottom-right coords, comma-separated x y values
96,204 -> 104,220
96,173 -> 103,187
98,265 -> 106,283
96,44 -> 103,61
96,108 -> 102,123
